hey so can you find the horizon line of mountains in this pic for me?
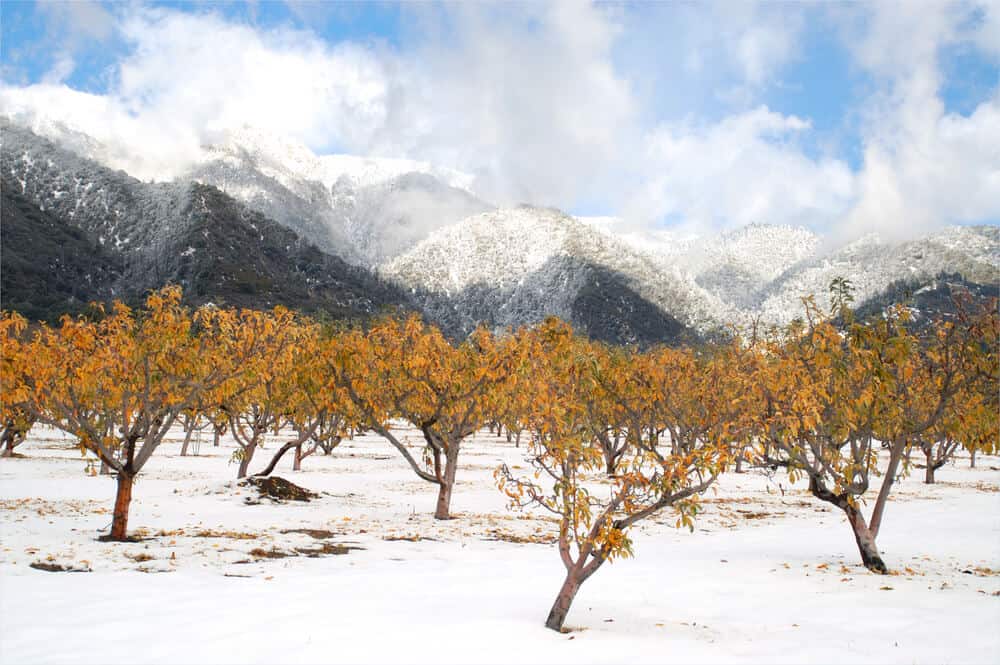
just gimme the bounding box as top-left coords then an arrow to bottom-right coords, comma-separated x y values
2,117 -> 997,346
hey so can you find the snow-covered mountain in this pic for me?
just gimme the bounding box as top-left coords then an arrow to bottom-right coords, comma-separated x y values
184,127 -> 491,265
578,215 -> 997,326
1,121 -> 409,319
382,206 -> 737,343
2,113 -> 490,266
3,113 -> 996,341
754,225 -> 999,324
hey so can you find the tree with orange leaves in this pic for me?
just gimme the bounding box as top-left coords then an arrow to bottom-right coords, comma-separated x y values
0,312 -> 35,458
498,319 -> 733,632
256,325 -> 359,476
326,314 -> 514,519
212,306 -> 309,478
752,297 -> 997,572
21,287 -> 274,540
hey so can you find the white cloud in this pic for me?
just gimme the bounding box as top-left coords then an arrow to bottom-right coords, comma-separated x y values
2,7 -> 393,180
626,107 -> 856,231
836,2 -> 1000,241
376,2 -> 638,207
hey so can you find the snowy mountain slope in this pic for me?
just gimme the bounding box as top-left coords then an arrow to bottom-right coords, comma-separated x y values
579,217 -> 821,310
187,127 -> 490,265
2,114 -> 487,265
1,177 -> 123,321
3,115 -> 995,338
206,125 -> 475,193
2,120 -> 192,260
578,215 -> 997,326
756,225 -> 999,324
337,172 -> 490,266
692,223 -> 820,309
0,122 -> 410,318
382,206 -> 738,342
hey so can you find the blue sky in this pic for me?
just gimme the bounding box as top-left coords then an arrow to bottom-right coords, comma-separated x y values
1,1 -> 998,237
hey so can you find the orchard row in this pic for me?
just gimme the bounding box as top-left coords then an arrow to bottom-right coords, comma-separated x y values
1,286 -> 996,631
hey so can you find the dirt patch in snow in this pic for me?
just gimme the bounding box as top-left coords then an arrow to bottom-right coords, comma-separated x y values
241,476 -> 318,502
29,561 -> 90,573
193,529 -> 259,540
295,543 -> 363,557
281,528 -> 339,539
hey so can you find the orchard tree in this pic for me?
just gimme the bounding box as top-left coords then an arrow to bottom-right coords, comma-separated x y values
915,302 -> 999,483
213,306 -> 306,479
23,288 -> 270,540
178,407 -> 209,457
0,312 -> 35,457
753,299 -> 996,572
256,325 -> 358,476
498,319 -> 732,632
328,314 -> 514,519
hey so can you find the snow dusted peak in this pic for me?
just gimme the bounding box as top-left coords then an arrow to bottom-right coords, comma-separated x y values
383,205 -> 741,334
924,225 -> 1000,266
202,124 -> 475,193
382,206 -> 578,294
576,216 -> 704,261
707,222 -> 820,282
206,125 -> 319,178
319,154 -> 475,193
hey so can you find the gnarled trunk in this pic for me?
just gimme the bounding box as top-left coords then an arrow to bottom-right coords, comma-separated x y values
255,441 -> 296,477
924,449 -> 936,484
434,450 -> 460,520
545,572 -> 582,632
109,473 -> 134,541
180,422 -> 195,457
237,442 -> 257,479
293,443 -> 303,471
845,503 -> 887,574
1,426 -> 25,457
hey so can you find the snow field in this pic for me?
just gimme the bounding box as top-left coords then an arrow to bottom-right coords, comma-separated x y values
1,425 -> 998,664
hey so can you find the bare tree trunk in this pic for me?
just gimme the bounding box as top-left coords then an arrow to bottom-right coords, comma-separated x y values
254,442 -> 296,477
180,419 -> 195,457
924,449 -> 936,484
1,429 -> 13,457
970,448 -> 977,468
868,439 -> 906,539
604,449 -> 618,477
810,476 -> 887,574
844,503 -> 887,574
293,443 -> 303,471
545,571 -> 582,632
213,427 -> 221,447
100,459 -> 112,475
109,473 -> 134,541
237,441 -> 257,479
434,449 -> 460,520
1,426 -> 27,457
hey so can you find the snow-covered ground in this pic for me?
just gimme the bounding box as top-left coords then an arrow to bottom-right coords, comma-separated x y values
1,426 -> 998,664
